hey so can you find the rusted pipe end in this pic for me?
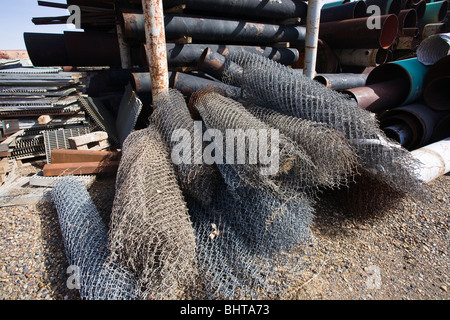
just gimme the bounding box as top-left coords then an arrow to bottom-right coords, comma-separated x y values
424,76 -> 450,111
354,1 -> 368,18
380,14 -> 400,48
436,1 -> 449,22
376,48 -> 389,65
399,9 -> 418,29
413,0 -> 426,20
389,0 -> 403,15
314,75 -> 331,88
197,47 -> 212,70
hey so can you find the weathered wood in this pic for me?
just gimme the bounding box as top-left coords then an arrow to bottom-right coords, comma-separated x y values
43,161 -> 120,176
68,131 -> 109,150
50,149 -> 121,164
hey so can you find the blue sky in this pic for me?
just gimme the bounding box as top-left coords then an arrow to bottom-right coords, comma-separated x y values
0,0 -> 76,50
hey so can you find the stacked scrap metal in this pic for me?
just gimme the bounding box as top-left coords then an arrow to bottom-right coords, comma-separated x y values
27,0 -> 450,300
0,64 -> 93,160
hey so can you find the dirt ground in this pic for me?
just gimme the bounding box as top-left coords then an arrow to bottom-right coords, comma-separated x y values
0,160 -> 448,300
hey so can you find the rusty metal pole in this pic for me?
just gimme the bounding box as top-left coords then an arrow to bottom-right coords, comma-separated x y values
304,0 -> 322,79
142,0 -> 169,98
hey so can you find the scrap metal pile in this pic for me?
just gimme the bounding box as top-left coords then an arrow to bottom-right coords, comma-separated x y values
14,0 -> 449,299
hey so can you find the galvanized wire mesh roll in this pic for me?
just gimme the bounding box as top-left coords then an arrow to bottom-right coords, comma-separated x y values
245,104 -> 358,189
186,173 -> 315,300
109,124 -> 198,300
189,89 -> 330,199
223,51 -> 423,195
51,177 -> 140,300
151,89 -> 220,205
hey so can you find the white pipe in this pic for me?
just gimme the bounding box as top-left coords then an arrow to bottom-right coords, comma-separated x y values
303,0 -> 322,79
411,137 -> 450,183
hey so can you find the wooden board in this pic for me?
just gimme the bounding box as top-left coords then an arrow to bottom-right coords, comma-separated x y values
51,149 -> 121,164
43,161 -> 120,177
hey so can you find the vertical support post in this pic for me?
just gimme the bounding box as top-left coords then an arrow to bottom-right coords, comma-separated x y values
116,23 -> 132,69
304,0 -> 322,79
142,0 -> 169,98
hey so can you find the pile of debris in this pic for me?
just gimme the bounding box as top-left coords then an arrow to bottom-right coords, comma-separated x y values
2,0 -> 449,300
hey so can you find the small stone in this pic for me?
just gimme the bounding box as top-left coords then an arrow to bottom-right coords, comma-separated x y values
440,285 -> 447,293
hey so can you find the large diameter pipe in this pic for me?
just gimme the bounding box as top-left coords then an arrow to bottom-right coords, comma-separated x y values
122,12 -> 307,45
365,0 -> 402,15
423,76 -> 450,111
343,78 -> 410,113
411,137 -> 450,183
318,14 -> 399,49
304,0 -> 322,79
320,1 -> 367,23
334,48 -> 389,66
416,32 -> 450,65
432,113 -> 450,142
142,0 -> 169,97
366,57 -> 430,105
419,1 -> 449,27
412,0 -> 426,20
314,73 -> 368,90
172,0 -> 308,21
378,103 -> 444,150
398,9 -> 418,31
423,55 -> 450,89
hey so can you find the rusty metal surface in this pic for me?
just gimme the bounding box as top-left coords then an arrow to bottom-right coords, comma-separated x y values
142,0 -> 169,97
197,48 -> 243,86
343,78 -> 409,113
319,14 -> 399,49
335,48 -> 389,67
320,0 -> 367,23
122,12 -> 308,45
174,0 -> 308,21
314,73 -> 368,90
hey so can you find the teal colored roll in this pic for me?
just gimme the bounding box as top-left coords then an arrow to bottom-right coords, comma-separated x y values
322,1 -> 347,9
420,1 -> 449,26
391,58 -> 430,105
367,58 -> 430,105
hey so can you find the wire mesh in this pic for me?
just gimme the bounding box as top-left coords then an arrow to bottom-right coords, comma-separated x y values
109,124 -> 198,300
51,177 -> 140,300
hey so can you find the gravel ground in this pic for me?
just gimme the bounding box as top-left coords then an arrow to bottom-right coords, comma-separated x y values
0,160 -> 448,300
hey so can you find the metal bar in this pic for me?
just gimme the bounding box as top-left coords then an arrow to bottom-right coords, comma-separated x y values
304,0 -> 322,79
116,23 -> 132,69
142,0 -> 169,97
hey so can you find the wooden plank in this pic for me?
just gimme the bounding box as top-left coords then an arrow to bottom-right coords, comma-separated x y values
68,131 -> 108,149
43,161 -> 120,177
51,149 -> 121,164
